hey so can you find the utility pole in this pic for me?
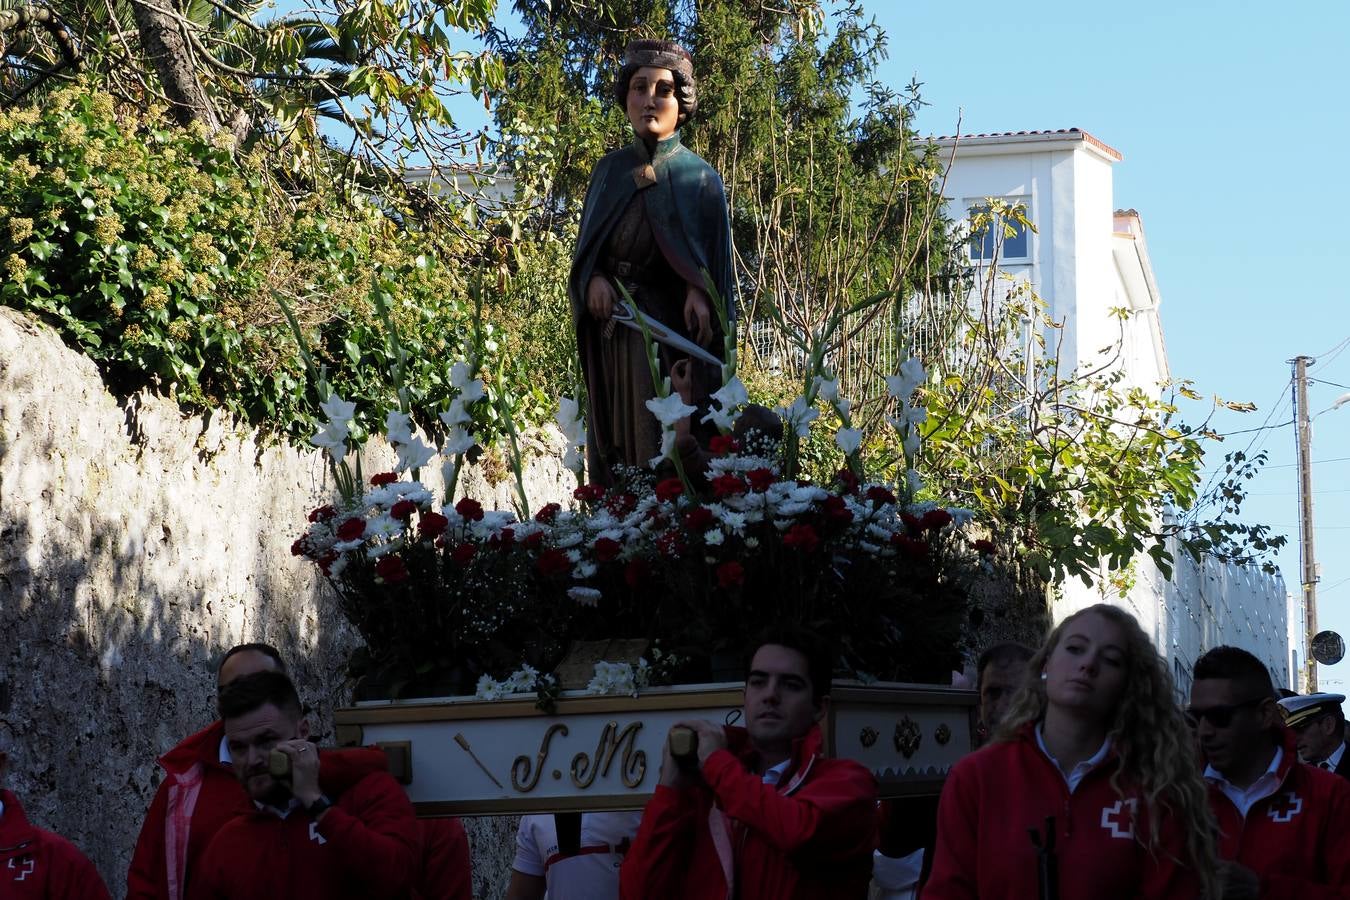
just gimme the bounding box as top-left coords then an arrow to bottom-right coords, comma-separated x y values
1292,355 -> 1319,692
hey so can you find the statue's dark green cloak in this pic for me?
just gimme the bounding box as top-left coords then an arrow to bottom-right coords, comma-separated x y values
568,131 -> 736,337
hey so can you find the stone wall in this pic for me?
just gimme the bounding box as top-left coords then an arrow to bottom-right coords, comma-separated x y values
0,307 -> 571,898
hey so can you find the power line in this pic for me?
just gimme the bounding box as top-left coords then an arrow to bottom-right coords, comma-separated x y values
1311,377 -> 1350,391
1309,335 -> 1350,363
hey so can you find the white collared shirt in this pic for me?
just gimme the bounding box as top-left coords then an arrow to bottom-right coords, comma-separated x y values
219,735 -> 232,766
1322,742 -> 1346,772
1035,725 -> 1111,794
761,759 -> 792,786
1205,747 -> 1283,819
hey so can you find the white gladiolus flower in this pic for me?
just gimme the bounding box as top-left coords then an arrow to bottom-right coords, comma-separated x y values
310,420 -> 349,462
450,362 -> 486,404
886,357 -> 928,399
648,429 -> 677,469
903,404 -> 928,427
395,436 -> 436,473
813,375 -> 839,403
902,431 -> 921,457
319,393 -> 356,425
439,402 -> 472,429
776,398 -> 819,438
646,393 -> 698,428
563,445 -> 585,473
442,426 -> 476,457
385,410 -> 414,445
835,427 -> 863,456
906,468 -> 924,495
710,377 -> 749,411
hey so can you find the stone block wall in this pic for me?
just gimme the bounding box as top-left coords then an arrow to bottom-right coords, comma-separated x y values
0,307 -> 571,898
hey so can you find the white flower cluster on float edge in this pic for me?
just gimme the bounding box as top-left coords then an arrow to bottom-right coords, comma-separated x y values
473,660 -> 652,701
555,396 -> 587,476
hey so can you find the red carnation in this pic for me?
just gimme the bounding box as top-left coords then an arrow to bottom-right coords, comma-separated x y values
716,560 -> 745,589
892,534 -> 929,558
336,517 -> 366,541
901,512 -> 921,534
594,537 -> 622,563
974,538 -> 996,556
624,558 -> 651,588
574,484 -> 606,503
746,468 -> 776,492
782,523 -> 820,553
290,538 -> 306,557
684,506 -> 714,532
835,467 -> 860,494
822,495 -> 853,526
709,434 -> 740,457
865,486 -> 896,507
370,472 -> 399,486
655,478 -> 685,503
418,511 -> 449,539
524,531 -> 544,549
605,492 -> 638,515
374,555 -> 409,584
390,499 -> 416,522
450,543 -> 478,567
455,497 -> 484,522
920,508 -> 953,531
494,527 -> 517,550
535,502 -> 561,524
711,474 -> 748,499
536,548 -> 571,577
308,505 -> 337,523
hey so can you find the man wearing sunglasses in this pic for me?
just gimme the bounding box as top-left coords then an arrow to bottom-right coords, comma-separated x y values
1279,693 -> 1349,777
1191,647 -> 1350,899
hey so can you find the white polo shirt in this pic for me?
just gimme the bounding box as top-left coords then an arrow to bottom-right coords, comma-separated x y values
512,811 -> 643,900
1205,747 -> 1283,819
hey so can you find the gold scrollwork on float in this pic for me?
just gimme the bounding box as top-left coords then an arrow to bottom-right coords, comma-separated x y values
512,723 -> 569,793
572,721 -> 646,789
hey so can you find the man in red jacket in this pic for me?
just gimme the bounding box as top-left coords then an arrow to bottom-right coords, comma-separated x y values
126,643 -> 285,900
0,736 -> 111,900
187,670 -> 421,900
620,625 -> 878,899
1191,646 -> 1350,900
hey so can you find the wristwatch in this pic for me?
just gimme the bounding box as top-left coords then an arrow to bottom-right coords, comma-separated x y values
304,795 -> 333,819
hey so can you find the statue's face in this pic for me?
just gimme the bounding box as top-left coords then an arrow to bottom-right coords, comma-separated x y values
626,65 -> 680,142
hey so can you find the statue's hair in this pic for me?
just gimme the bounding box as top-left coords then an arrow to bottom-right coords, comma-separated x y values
612,40 -> 698,125
997,604 -> 1219,898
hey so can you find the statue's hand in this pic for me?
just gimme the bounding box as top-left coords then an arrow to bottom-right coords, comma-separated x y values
684,285 -> 713,347
587,275 -> 616,321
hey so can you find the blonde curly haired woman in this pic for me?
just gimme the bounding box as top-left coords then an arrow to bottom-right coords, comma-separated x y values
924,604 -> 1218,899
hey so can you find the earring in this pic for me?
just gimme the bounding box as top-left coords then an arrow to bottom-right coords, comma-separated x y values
1040,672 -> 1048,681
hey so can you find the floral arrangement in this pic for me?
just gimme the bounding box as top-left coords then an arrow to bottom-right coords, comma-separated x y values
291,291 -> 995,698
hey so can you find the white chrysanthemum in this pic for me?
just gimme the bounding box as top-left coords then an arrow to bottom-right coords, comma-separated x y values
704,529 -> 725,546
568,586 -> 602,607
475,675 -> 505,700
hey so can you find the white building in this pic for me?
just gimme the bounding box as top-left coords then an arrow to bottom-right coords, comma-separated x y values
935,128 -> 1290,688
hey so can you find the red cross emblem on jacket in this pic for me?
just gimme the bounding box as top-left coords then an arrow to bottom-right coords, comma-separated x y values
1266,791 -> 1303,823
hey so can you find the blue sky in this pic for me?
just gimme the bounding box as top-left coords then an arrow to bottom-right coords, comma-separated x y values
858,0 -> 1350,689
448,0 -> 1349,688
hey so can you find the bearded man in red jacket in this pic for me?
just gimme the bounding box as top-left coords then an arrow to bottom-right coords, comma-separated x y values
620,625 -> 877,899
126,643 -> 286,900
187,670 -> 421,900
1192,646 -> 1350,900
0,737 -> 111,900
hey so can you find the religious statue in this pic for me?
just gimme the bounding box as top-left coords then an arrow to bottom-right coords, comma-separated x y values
568,39 -> 736,483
